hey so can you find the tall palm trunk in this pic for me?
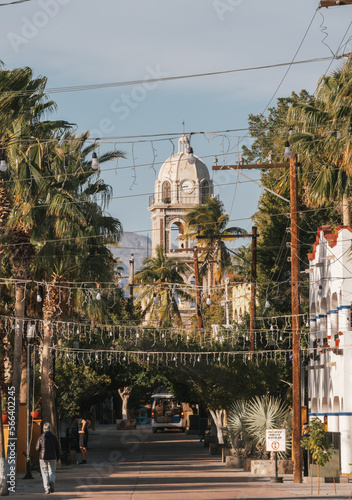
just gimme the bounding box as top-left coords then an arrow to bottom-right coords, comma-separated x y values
8,228 -> 35,471
0,180 -> 12,494
342,193 -> 350,226
0,324 -> 8,496
20,350 -> 27,404
0,395 -> 8,496
41,282 -> 60,435
8,284 -> 26,475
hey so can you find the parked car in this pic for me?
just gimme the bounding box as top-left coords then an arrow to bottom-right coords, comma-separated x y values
151,393 -> 185,433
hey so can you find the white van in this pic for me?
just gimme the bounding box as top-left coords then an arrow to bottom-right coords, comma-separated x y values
151,393 -> 185,433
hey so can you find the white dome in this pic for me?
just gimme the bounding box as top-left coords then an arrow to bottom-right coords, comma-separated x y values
157,136 -> 211,184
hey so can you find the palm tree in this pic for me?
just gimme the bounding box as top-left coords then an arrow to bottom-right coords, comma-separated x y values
185,197 -> 245,287
0,66 -> 125,432
228,245 -> 252,281
27,131 -> 125,429
287,59 -> 352,225
0,67 -> 70,468
134,245 -> 191,327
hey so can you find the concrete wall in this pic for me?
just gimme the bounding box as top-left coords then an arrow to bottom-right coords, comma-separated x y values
308,226 -> 352,474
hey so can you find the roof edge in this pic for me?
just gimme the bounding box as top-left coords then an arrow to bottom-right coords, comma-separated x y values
307,225 -> 352,261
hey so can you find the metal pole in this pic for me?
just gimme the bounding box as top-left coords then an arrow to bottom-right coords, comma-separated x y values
129,254 -> 134,302
24,337 -> 33,479
290,154 -> 302,483
250,226 -> 257,355
224,278 -> 230,327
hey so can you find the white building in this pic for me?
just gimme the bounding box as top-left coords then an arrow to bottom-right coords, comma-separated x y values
308,224 -> 352,474
232,283 -> 251,322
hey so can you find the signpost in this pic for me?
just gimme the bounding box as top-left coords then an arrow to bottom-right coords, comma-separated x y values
266,429 -> 286,483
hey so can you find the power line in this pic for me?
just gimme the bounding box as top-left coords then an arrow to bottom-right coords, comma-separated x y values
263,7 -> 319,114
0,56 -> 337,97
0,0 -> 32,5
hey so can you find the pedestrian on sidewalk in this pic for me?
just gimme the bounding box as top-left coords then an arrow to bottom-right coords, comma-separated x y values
36,422 -> 61,494
78,412 -> 91,464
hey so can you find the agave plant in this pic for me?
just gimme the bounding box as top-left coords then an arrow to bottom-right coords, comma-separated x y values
227,399 -> 253,454
244,395 -> 291,449
227,395 -> 292,457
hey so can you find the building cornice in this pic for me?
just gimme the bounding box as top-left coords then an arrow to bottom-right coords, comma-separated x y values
308,225 -> 352,261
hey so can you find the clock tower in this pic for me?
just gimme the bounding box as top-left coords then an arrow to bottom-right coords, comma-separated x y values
148,135 -> 213,258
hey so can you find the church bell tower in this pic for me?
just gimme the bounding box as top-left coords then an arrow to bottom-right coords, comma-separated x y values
148,135 -> 213,259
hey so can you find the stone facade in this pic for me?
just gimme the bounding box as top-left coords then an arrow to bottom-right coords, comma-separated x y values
250,459 -> 294,475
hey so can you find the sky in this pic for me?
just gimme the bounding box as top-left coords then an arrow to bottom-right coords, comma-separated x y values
1,0 -> 352,252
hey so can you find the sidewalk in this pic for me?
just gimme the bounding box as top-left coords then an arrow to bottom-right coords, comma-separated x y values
11,424 -> 352,499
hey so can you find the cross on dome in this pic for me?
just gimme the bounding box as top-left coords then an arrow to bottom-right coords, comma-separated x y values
178,135 -> 190,154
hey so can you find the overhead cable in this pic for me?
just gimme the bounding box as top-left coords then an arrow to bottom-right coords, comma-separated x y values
0,56 -> 337,97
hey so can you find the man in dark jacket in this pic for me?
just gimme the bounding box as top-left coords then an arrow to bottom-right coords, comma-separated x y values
36,422 -> 60,494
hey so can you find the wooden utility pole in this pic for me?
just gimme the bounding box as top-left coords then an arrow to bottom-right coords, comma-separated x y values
213,159 -> 302,482
320,0 -> 352,7
250,226 -> 257,355
170,246 -> 215,336
290,154 -> 302,483
195,233 -> 257,338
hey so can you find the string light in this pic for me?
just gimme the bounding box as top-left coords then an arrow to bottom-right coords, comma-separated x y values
91,151 -> 99,170
0,152 -> 7,172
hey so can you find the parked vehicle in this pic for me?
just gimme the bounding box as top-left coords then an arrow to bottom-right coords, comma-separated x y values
151,393 -> 185,433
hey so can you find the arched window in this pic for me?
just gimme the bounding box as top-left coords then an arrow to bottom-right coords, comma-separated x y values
200,180 -> 209,202
162,181 -> 171,203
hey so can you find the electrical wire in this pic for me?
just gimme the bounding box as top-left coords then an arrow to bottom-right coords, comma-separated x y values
262,7 -> 319,114
0,56 -> 337,97
0,0 -> 32,5
315,19 -> 352,91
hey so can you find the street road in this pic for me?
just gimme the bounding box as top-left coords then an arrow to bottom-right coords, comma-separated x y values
13,425 -> 351,499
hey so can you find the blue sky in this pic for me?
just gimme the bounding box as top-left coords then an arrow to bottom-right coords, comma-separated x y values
1,0 -> 351,248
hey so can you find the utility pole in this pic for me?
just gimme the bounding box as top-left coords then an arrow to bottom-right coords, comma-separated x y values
320,0 -> 352,7
196,232 -> 258,339
224,277 -> 230,328
129,254 -> 134,302
213,159 -> 302,482
290,154 -> 302,483
171,246 -> 215,336
250,226 -> 257,355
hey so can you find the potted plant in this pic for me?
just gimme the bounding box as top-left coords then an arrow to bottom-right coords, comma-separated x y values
30,398 -> 42,419
1,396 -> 8,424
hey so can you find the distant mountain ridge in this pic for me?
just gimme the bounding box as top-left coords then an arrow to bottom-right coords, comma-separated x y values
109,233 -> 151,276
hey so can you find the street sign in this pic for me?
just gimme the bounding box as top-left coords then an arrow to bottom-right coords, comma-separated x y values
266,429 -> 286,453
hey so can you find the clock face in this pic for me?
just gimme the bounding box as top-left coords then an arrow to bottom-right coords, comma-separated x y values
181,179 -> 194,194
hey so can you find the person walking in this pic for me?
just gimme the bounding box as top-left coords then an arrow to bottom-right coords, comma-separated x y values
36,422 -> 61,494
78,413 -> 91,464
